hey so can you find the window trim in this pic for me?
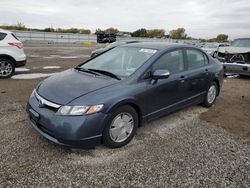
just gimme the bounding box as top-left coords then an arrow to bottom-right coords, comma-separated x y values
142,48 -> 186,80
184,47 -> 209,70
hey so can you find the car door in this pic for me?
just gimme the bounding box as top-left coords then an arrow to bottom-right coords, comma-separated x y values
142,49 -> 187,120
183,48 -> 212,101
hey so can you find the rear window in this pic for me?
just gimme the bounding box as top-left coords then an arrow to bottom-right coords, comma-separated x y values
0,32 -> 7,40
11,33 -> 20,41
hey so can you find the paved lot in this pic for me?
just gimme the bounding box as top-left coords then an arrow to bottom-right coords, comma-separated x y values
0,45 -> 249,187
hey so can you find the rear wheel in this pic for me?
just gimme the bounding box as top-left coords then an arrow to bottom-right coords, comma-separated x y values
0,58 -> 15,78
203,82 -> 218,107
103,105 -> 138,148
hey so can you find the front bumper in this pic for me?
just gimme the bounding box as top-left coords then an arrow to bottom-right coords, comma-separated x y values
16,60 -> 27,67
223,62 -> 250,76
27,95 -> 108,148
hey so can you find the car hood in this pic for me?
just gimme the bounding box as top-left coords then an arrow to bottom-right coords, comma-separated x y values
202,48 -> 216,51
202,48 -> 216,54
218,47 -> 250,54
37,69 -> 119,105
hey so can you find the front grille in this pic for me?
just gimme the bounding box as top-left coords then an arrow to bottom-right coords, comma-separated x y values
226,53 -> 250,63
217,52 -> 250,64
34,90 -> 61,109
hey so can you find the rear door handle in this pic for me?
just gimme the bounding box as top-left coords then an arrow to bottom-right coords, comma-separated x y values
205,69 -> 209,75
179,75 -> 185,83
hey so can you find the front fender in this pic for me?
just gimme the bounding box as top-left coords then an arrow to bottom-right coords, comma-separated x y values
105,98 -> 140,113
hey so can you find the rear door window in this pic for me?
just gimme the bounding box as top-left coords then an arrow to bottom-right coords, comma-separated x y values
0,33 -> 7,40
186,49 -> 208,69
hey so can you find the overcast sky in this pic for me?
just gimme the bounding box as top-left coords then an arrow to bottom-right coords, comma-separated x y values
1,0 -> 250,39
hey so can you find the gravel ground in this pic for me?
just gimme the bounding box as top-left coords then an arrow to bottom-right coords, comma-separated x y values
0,45 -> 249,187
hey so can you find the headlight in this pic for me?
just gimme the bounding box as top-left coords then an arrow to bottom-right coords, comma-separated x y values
56,104 -> 104,116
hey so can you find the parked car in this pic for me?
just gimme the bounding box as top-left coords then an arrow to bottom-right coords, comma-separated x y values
201,43 -> 229,56
214,38 -> 250,76
96,31 -> 116,43
0,29 -> 26,78
91,40 -> 140,57
27,42 -> 223,148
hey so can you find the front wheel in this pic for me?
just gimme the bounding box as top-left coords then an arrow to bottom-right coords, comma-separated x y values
0,58 -> 15,78
203,82 -> 218,107
103,105 -> 138,148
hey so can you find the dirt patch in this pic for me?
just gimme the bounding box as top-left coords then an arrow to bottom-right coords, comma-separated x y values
201,77 -> 250,144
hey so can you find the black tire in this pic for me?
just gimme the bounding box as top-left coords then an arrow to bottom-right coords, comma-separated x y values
203,82 -> 218,107
103,105 -> 138,148
0,58 -> 15,78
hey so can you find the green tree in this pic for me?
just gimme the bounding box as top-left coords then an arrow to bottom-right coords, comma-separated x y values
66,28 -> 79,33
104,27 -> 119,33
79,28 -> 91,34
169,28 -> 188,39
15,22 -> 26,30
216,34 -> 228,42
147,29 -> 165,38
131,28 -> 148,37
44,27 -> 55,32
0,22 -> 26,31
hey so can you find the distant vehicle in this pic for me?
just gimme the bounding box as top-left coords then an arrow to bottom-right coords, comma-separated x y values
27,42 -> 223,148
202,43 -> 229,56
0,30 -> 26,78
91,40 -> 140,57
214,38 -> 250,76
96,32 -> 116,43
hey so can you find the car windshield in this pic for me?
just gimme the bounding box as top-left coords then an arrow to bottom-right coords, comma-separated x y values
232,39 -> 250,47
81,46 -> 157,79
203,43 -> 218,48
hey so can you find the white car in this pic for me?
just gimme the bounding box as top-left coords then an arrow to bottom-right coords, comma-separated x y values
202,43 -> 229,56
0,29 -> 26,78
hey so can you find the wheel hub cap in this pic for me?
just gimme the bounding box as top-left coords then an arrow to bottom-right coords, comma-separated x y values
109,113 -> 134,143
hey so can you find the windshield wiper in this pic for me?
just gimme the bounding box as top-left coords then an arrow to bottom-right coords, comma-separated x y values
88,69 -> 121,80
74,67 -> 100,76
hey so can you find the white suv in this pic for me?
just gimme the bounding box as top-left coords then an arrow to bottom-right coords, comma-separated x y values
0,29 -> 26,78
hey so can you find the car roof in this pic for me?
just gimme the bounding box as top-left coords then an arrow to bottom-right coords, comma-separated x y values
122,42 -> 189,50
0,29 -> 12,34
120,40 -> 140,43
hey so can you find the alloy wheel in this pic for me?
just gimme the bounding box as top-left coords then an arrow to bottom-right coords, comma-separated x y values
207,85 -> 217,104
0,60 -> 13,77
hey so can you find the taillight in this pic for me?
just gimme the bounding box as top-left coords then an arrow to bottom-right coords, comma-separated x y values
8,42 -> 23,49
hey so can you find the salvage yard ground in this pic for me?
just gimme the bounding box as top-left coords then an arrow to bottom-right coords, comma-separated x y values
0,45 -> 249,187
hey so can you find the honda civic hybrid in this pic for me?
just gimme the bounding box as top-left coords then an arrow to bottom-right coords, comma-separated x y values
27,42 -> 223,148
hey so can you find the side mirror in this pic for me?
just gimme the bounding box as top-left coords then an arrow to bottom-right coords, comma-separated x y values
152,69 -> 170,80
